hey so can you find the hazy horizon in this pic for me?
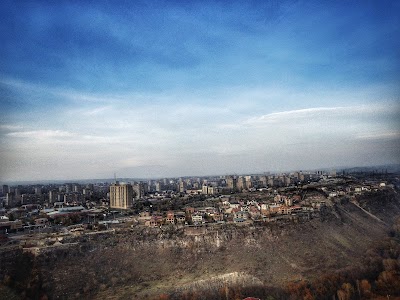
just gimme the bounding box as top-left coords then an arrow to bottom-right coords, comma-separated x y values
1,1 -> 399,182
1,163 -> 399,187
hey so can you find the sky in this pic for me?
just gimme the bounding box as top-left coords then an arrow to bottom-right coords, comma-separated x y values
0,0 -> 399,182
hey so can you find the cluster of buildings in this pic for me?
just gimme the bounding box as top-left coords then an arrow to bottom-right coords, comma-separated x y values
1,183 -> 102,208
104,171 -> 395,228
0,169 -> 396,235
132,192 -> 324,228
108,171 -> 325,210
0,170 -> 330,210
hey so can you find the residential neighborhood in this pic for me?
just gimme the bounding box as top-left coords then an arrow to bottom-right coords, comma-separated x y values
1,169 -> 397,241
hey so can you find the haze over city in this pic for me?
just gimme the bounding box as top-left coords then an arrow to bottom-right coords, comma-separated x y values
1,1 -> 399,182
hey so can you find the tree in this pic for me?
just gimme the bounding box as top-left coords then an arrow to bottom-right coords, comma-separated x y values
376,270 -> 400,295
303,287 -> 315,300
337,283 -> 354,300
359,279 -> 372,298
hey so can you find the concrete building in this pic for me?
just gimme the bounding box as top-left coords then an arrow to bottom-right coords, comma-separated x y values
155,182 -> 163,192
14,188 -> 21,202
2,185 -> 9,194
226,176 -> 237,191
179,180 -> 187,193
49,190 -> 58,204
191,213 -> 204,224
109,182 -> 134,210
202,184 -> 222,195
259,176 -> 267,187
65,183 -> 73,193
284,197 -> 293,206
6,193 -> 15,207
245,177 -> 253,189
165,211 -> 175,224
300,173 -> 306,181
35,187 -> 42,195
237,177 -> 246,191
202,184 -> 210,195
73,184 -> 81,193
57,193 -> 65,203
133,182 -> 146,199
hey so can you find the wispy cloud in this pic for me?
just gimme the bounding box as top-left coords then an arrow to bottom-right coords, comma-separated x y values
1,1 -> 399,181
82,106 -> 112,116
356,131 -> 400,140
0,77 -> 129,104
6,130 -> 74,139
245,107 -> 345,125
0,124 -> 24,131
243,105 -> 394,127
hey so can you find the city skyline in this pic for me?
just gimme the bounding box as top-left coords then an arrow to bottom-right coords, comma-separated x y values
1,1 -> 399,182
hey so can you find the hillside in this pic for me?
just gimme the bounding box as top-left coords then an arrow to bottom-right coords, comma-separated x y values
1,190 -> 400,299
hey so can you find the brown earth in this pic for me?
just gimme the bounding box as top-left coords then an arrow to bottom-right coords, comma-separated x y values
2,190 -> 400,299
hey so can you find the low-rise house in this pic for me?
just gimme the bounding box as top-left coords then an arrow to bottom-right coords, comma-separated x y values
205,207 -> 216,214
241,205 -> 250,212
260,203 -> 269,215
0,216 -> 9,222
186,189 -> 202,195
234,210 -> 248,221
140,211 -> 150,217
175,212 -> 186,224
0,219 -> 23,233
268,203 -> 282,215
145,215 -> 163,227
138,211 -> 151,225
212,212 -> 223,222
274,194 -> 284,203
229,200 -> 240,209
231,207 -> 241,215
284,197 -> 293,206
34,218 -> 48,225
292,195 -> 301,203
246,200 -> 260,209
165,211 -> 175,224
249,205 -> 260,217
278,206 -> 291,215
191,213 -> 204,224
185,207 -> 195,214
290,206 -> 303,214
311,201 -> 325,210
221,199 -> 231,209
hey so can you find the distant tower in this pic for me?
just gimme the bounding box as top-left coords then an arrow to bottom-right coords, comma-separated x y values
35,187 -> 42,195
226,176 -> 237,191
179,181 -> 187,193
155,181 -> 162,192
49,190 -> 58,204
2,185 -> 9,194
133,182 -> 145,199
65,183 -> 72,193
6,192 -> 15,207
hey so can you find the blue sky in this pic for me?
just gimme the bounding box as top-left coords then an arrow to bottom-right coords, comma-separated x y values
0,0 -> 399,181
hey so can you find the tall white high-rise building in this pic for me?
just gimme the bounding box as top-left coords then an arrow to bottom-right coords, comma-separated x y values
110,182 -> 133,210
